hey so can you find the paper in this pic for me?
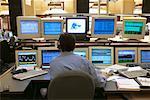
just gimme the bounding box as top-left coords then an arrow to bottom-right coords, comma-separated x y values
116,78 -> 140,90
137,77 -> 150,87
26,0 -> 32,6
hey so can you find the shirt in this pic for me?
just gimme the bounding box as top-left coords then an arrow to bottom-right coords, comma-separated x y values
49,52 -> 106,88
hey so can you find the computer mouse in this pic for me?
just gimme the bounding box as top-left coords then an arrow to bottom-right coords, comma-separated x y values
12,69 -> 27,75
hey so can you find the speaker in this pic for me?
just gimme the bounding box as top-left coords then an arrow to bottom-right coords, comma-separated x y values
76,0 -> 89,13
142,0 -> 150,13
8,0 -> 23,36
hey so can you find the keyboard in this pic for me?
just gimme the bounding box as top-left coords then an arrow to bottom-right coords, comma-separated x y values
126,63 -> 150,69
119,70 -> 148,79
12,70 -> 48,80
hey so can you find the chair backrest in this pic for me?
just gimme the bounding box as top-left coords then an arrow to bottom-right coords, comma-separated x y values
48,71 -> 95,100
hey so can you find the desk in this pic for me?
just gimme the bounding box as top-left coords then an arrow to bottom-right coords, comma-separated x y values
1,69 -> 150,100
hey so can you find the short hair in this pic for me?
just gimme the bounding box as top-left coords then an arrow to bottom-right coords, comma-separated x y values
58,34 -> 76,52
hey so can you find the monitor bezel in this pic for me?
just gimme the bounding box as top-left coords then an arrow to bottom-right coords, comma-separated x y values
89,46 -> 114,66
15,50 -> 38,68
138,47 -> 150,64
122,17 -> 147,39
91,16 -> 117,38
115,47 -> 138,65
66,17 -> 88,34
38,47 -> 60,67
74,47 -> 89,60
41,19 -> 64,40
17,16 -> 41,39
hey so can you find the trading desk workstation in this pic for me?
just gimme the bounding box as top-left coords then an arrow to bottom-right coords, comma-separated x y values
1,15 -> 150,99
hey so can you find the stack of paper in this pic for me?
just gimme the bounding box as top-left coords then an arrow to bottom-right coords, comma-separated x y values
116,78 -> 140,91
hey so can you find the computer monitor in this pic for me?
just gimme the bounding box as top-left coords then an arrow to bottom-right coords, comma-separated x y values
89,47 -> 114,67
15,50 -> 38,68
17,16 -> 41,39
66,17 -> 88,41
138,47 -> 150,64
74,48 -> 89,59
38,47 -> 60,68
115,47 -> 138,65
41,19 -> 64,40
122,17 -> 147,39
91,16 -> 117,38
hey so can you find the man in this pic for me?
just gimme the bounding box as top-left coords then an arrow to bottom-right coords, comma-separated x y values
49,34 -> 106,88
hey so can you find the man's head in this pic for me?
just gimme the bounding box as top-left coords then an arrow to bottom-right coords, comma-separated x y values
58,34 -> 76,52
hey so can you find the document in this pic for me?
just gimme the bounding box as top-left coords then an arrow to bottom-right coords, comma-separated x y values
136,77 -> 150,87
116,78 -> 140,91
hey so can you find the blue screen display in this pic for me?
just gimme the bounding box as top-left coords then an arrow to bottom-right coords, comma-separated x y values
74,51 -> 86,58
42,50 -> 60,65
94,19 -> 115,35
44,22 -> 62,35
92,49 -> 112,64
141,50 -> 150,63
118,50 -> 135,63
20,20 -> 39,34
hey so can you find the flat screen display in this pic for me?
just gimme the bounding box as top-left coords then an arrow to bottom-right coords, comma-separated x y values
20,20 -> 39,34
67,18 -> 86,34
43,22 -> 62,35
118,50 -> 135,63
17,52 -> 37,67
42,50 -> 60,65
94,19 -> 115,35
141,50 -> 150,63
74,51 -> 86,58
124,21 -> 144,35
91,49 -> 112,64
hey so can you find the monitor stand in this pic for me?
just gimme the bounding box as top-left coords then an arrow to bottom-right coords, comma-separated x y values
32,38 -> 45,42
108,35 -> 128,42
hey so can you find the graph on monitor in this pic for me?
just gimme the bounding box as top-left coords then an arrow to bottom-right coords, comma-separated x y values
89,47 -> 114,66
123,17 -> 146,39
91,16 -> 117,38
41,19 -> 64,40
115,47 -> 137,64
138,48 -> 150,63
17,16 -> 41,39
38,47 -> 60,68
15,50 -> 38,68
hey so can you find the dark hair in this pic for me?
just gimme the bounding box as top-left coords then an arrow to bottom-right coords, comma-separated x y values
58,34 -> 76,52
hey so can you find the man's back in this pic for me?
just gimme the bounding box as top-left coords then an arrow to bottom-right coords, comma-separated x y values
49,52 -> 106,88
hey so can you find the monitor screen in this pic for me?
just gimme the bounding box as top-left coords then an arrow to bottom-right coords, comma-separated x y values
124,21 -> 144,35
17,51 -> 37,67
122,17 -> 146,39
94,19 -> 115,35
91,16 -> 116,38
20,20 -> 39,34
91,49 -> 112,64
141,50 -> 150,63
66,18 -> 86,34
17,16 -> 41,39
43,22 -> 62,35
118,50 -> 135,63
42,50 -> 60,65
74,51 -> 86,58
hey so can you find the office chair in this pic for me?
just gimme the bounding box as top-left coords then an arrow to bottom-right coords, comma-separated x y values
48,71 -> 95,100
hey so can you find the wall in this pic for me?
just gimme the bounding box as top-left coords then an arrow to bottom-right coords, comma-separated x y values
22,0 -> 35,16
